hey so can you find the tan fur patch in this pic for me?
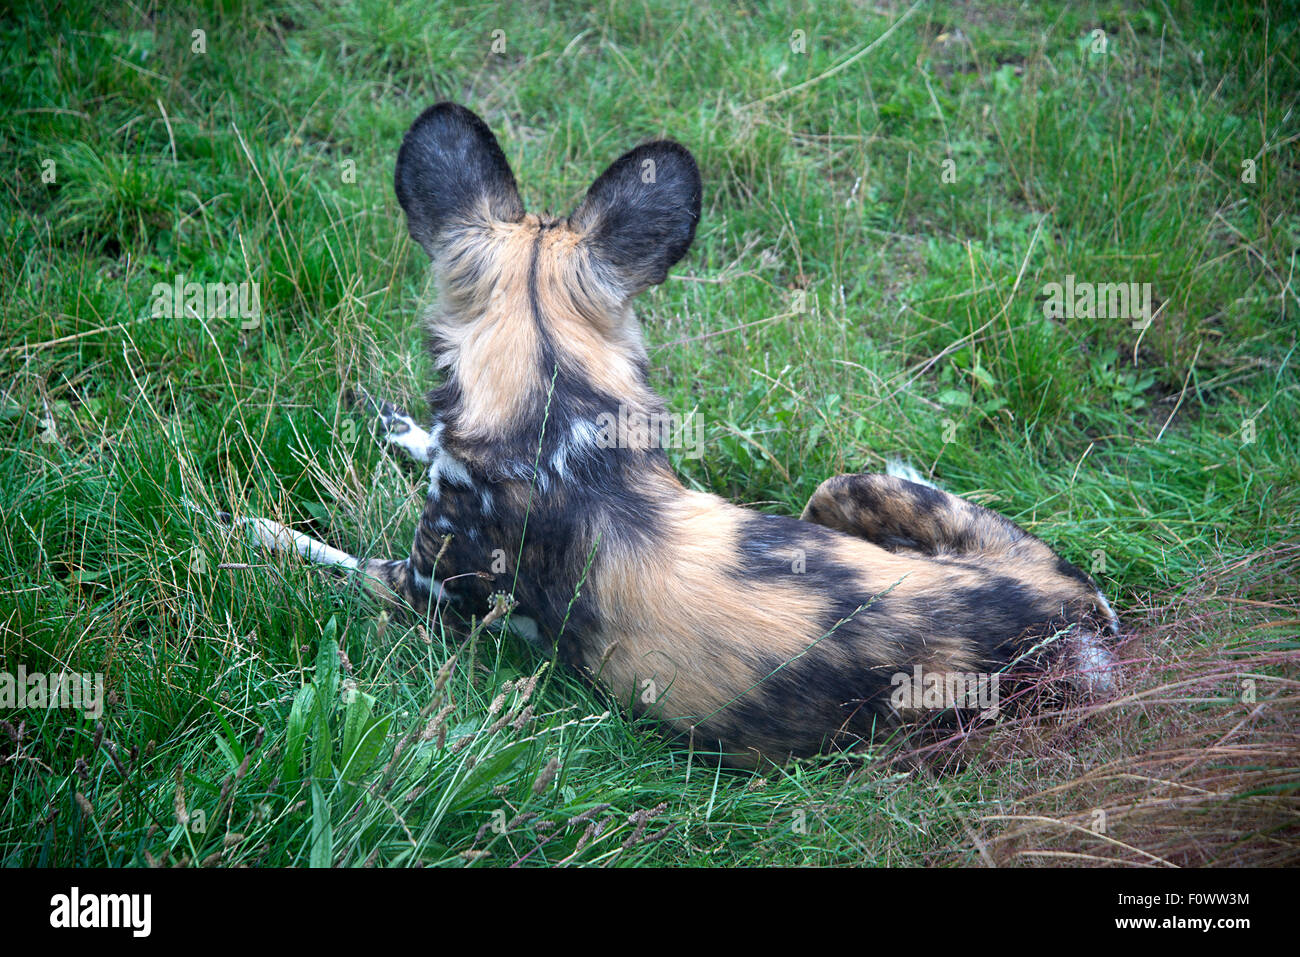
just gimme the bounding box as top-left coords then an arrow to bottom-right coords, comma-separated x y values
533,228 -> 658,420
427,218 -> 543,439
428,217 -> 663,441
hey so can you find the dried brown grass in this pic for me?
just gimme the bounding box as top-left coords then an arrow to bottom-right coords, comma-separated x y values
900,542 -> 1299,866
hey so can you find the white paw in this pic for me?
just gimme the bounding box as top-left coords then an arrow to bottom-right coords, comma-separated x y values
354,389 -> 436,464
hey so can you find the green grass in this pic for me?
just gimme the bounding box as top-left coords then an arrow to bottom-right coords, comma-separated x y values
1,0 -> 1296,867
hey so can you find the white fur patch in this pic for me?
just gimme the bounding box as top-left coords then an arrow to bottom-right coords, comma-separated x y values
571,418 -> 601,449
1095,591 -> 1120,635
408,560 -> 448,603
427,448 -> 472,501
551,418 -> 600,476
372,401 -> 438,464
549,443 -> 570,478
1071,627 -> 1118,694
885,458 -> 939,489
235,517 -> 359,570
385,420 -> 435,463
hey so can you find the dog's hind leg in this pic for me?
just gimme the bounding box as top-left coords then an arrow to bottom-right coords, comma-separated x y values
800,470 -> 1035,559
802,468 -> 1119,631
801,469 -> 1121,690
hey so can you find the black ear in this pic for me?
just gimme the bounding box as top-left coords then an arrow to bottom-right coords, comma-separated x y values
394,102 -> 524,257
570,141 -> 701,293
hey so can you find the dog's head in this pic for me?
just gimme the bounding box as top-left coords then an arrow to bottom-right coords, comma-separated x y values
394,103 -> 700,442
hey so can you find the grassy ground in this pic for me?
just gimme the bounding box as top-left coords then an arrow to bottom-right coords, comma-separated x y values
1,0 -> 1296,867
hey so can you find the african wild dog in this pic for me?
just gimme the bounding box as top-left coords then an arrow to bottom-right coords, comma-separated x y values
234,103 -> 1119,766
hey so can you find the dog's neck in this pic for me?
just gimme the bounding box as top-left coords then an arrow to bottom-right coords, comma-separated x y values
424,218 -> 668,477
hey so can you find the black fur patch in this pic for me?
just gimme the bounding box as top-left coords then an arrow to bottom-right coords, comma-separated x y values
719,648 -> 897,757
395,102 -> 525,256
734,511 -> 892,636
570,141 -> 701,292
1054,554 -> 1097,588
945,574 -> 1063,658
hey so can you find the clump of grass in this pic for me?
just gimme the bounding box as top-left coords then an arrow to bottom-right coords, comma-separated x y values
934,543 -> 1300,867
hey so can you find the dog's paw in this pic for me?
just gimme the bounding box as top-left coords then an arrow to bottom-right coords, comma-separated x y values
347,386 -> 408,434
347,386 -> 435,463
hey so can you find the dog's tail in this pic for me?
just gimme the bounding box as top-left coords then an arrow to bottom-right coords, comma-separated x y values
802,465 -> 1121,694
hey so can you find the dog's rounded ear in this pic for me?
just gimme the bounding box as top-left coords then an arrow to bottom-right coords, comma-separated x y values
394,102 -> 525,258
570,141 -> 701,295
